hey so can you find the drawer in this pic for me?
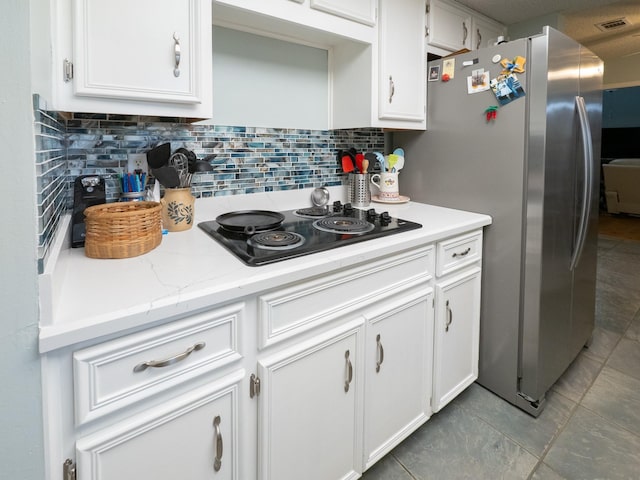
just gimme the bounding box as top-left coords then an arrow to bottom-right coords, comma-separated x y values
436,230 -> 483,277
73,303 -> 243,426
258,245 -> 434,349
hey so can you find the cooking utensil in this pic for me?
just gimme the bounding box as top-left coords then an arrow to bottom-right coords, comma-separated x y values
146,143 -> 171,169
342,154 -> 355,173
311,187 -> 330,207
175,147 -> 197,166
169,152 -> 190,187
216,210 -> 285,235
392,148 -> 405,171
364,153 -> 381,173
355,153 -> 364,173
374,152 -> 385,172
151,166 -> 181,188
362,159 -> 369,174
387,154 -> 399,172
193,160 -> 213,172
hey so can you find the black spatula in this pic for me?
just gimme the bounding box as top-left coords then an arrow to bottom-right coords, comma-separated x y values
146,143 -> 171,169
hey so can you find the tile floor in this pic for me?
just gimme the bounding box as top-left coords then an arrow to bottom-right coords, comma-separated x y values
362,235 -> 640,480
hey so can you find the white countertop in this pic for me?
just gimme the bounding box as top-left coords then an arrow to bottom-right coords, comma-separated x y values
39,186 -> 491,353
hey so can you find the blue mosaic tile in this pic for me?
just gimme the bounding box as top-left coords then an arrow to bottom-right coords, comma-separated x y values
32,93 -> 385,269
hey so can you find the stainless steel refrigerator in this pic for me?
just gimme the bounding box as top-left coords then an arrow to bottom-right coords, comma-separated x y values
395,27 -> 603,416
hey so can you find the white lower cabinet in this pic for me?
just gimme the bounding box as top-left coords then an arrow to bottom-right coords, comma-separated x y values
363,287 -> 434,469
433,267 -> 481,412
75,370 -> 243,480
47,229 -> 485,480
256,319 -> 365,480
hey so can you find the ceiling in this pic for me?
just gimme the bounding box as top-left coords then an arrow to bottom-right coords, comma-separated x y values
454,0 -> 640,61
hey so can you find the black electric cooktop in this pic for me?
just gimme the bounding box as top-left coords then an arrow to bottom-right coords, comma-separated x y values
198,202 -> 422,266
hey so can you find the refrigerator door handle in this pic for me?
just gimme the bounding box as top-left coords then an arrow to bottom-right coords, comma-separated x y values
570,95 -> 594,271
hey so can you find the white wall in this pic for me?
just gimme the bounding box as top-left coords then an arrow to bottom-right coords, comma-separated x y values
603,56 -> 640,89
0,1 -> 44,479
507,13 -> 564,41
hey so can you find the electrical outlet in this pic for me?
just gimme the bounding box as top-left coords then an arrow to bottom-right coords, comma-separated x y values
127,153 -> 148,174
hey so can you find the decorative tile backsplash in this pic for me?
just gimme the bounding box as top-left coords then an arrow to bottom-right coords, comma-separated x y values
33,95 -> 386,271
33,96 -> 67,273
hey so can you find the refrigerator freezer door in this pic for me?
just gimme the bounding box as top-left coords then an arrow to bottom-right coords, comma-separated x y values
569,45 -> 602,360
518,28 -> 598,405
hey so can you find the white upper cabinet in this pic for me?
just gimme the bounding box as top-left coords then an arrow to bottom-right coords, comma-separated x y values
472,15 -> 506,50
427,0 -> 472,52
377,0 -> 426,125
332,0 -> 426,130
310,0 -> 376,26
50,0 -> 212,117
213,0 -> 375,45
427,0 -> 505,55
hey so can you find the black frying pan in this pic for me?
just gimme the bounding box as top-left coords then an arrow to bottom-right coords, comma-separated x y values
216,210 -> 285,235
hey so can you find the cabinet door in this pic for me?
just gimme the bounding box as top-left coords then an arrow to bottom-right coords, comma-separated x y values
471,16 -> 505,50
257,319 -> 364,480
433,268 -> 481,412
310,0 -> 376,26
378,0 -> 426,123
72,0 -> 204,104
76,371 -> 243,480
427,0 -> 471,52
363,287 -> 434,470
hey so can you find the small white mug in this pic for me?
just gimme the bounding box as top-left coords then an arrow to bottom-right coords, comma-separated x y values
370,172 -> 399,199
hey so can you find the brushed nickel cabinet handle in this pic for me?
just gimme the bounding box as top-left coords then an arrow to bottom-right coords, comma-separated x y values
389,76 -> 395,103
173,32 -> 181,77
476,28 -> 482,49
452,247 -> 471,258
462,21 -> 468,45
344,350 -> 353,392
213,415 -> 223,472
375,334 -> 384,373
445,300 -> 453,332
133,342 -> 206,372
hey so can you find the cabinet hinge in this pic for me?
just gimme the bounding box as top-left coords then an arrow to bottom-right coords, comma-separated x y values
426,3 -> 430,14
250,373 -> 261,398
63,459 -> 76,480
63,59 -> 74,82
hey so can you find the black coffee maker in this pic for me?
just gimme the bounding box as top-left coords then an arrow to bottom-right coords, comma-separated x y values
71,175 -> 106,248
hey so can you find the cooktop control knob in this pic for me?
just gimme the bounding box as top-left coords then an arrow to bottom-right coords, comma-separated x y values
380,211 -> 391,225
366,208 -> 378,221
343,203 -> 354,215
333,200 -> 343,213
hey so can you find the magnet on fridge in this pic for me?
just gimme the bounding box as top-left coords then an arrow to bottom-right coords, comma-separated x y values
492,54 -> 502,63
484,106 -> 498,122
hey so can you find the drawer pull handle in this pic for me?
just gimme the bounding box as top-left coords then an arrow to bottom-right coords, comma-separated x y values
375,334 -> 384,373
213,415 -> 223,472
462,21 -> 468,45
133,342 -> 206,372
446,300 -> 453,332
452,247 -> 471,258
344,350 -> 353,393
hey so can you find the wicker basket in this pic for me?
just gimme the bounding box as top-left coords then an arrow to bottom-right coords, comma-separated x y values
84,201 -> 162,259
